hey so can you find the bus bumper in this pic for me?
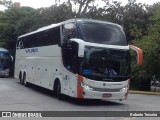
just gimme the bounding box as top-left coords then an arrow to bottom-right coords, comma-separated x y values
77,75 -> 129,100
0,69 -> 9,77
77,82 -> 129,100
82,90 -> 128,100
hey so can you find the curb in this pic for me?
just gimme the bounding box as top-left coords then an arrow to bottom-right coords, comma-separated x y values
129,90 -> 160,95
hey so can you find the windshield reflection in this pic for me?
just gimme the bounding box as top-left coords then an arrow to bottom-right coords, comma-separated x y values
0,53 -> 10,69
80,23 -> 127,46
79,46 -> 130,82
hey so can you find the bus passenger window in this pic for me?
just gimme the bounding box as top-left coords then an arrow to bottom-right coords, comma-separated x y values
62,23 -> 77,43
62,42 -> 78,74
16,39 -> 24,49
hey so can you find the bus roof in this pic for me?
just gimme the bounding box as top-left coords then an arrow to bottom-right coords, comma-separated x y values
18,18 -> 122,38
74,18 -> 121,27
18,23 -> 61,38
0,48 -> 8,53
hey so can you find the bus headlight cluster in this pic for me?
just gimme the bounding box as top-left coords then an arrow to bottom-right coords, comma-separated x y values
5,69 -> 9,72
120,86 -> 128,92
1,69 -> 9,73
81,82 -> 93,91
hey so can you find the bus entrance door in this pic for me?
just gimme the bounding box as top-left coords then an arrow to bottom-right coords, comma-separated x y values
63,70 -> 70,95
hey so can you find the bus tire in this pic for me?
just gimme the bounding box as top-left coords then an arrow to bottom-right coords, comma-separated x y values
55,80 -> 63,100
19,72 -> 23,84
23,73 -> 28,87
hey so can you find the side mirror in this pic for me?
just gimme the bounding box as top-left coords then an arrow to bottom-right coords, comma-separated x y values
58,43 -> 62,47
70,38 -> 85,57
10,55 -> 13,62
130,45 -> 143,65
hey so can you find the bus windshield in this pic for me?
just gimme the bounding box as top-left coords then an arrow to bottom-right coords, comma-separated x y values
80,23 -> 127,46
78,46 -> 130,82
0,53 -> 10,69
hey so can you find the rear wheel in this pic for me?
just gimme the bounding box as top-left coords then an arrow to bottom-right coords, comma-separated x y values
19,72 -> 23,84
23,73 -> 28,87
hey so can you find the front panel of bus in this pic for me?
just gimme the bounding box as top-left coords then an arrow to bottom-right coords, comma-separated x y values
61,20 -> 130,100
0,51 -> 11,76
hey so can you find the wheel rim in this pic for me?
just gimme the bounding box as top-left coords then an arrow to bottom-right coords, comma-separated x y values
24,76 -> 26,85
19,73 -> 22,83
55,81 -> 61,98
22,74 -> 26,85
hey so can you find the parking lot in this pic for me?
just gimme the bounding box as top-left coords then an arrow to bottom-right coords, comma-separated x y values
0,78 -> 159,119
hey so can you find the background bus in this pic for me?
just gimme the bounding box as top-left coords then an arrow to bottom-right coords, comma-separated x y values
0,48 -> 13,77
150,75 -> 160,92
14,19 -> 143,101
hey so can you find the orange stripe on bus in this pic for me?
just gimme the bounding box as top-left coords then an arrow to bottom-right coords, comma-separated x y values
125,79 -> 130,100
78,75 -> 83,82
77,75 -> 84,98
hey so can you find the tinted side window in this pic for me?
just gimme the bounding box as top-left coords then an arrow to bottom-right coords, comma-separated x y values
42,27 -> 60,46
62,42 -> 78,74
17,26 -> 60,49
16,38 -> 24,49
62,23 -> 77,43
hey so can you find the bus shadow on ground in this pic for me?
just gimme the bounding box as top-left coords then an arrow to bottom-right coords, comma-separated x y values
18,82 -> 124,106
65,98 -> 124,106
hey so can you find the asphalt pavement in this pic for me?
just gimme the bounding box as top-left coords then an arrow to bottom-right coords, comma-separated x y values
0,78 -> 159,120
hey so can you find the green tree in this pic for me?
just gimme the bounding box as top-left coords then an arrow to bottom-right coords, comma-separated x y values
37,3 -> 75,26
0,2 -> 75,53
130,3 -> 160,90
0,7 -> 38,53
0,0 -> 13,8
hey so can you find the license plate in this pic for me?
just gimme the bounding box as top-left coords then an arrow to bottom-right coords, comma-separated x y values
103,93 -> 112,97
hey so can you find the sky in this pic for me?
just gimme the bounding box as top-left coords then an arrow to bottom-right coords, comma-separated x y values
0,0 -> 160,10
0,4 -> 7,11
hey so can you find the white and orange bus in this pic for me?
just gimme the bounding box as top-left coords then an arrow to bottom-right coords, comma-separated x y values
14,19 -> 143,101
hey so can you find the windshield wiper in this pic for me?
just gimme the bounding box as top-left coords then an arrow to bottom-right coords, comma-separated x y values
115,75 -> 130,78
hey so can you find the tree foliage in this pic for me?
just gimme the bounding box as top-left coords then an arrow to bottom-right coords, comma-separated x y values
0,0 -> 13,8
0,0 -> 160,90
134,3 -> 160,77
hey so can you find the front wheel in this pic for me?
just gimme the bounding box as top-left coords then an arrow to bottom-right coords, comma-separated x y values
55,80 -> 63,100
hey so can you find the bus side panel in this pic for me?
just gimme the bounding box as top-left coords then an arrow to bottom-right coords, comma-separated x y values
41,57 -> 62,90
69,73 -> 77,97
14,59 -> 20,78
27,59 -> 36,83
62,68 -> 78,97
33,59 -> 43,86
14,58 -> 26,79
14,45 -> 61,78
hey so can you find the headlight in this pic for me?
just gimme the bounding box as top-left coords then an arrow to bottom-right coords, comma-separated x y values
120,86 -> 128,92
5,69 -> 9,72
81,82 -> 93,91
1,69 -> 9,73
